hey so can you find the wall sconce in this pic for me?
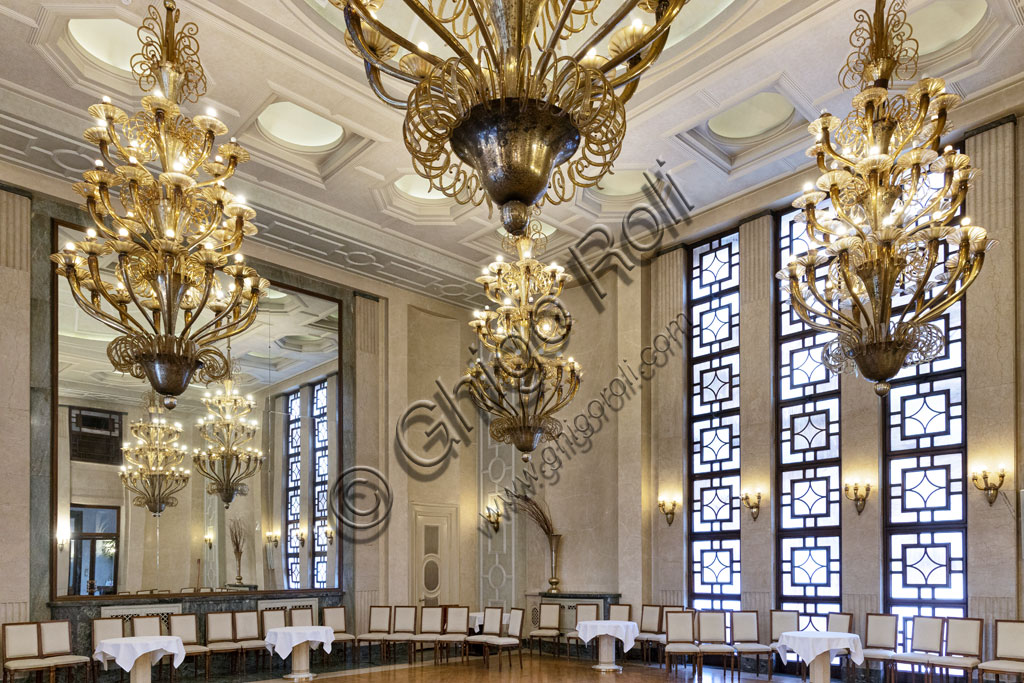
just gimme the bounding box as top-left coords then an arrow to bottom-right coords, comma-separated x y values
482,505 -> 502,533
294,530 -> 306,548
657,496 -> 679,526
972,469 -> 1005,506
56,534 -> 69,552
741,492 -> 761,521
844,483 -> 871,514
265,532 -> 280,548
204,534 -> 214,549
322,528 -> 334,546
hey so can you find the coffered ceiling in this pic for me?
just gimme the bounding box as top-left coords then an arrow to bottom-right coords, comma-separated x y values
1,0 -> 1021,306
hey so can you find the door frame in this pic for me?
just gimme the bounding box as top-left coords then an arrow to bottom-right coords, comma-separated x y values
409,502 -> 460,605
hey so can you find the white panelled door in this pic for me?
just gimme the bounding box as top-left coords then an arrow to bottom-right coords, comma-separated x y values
410,504 -> 459,606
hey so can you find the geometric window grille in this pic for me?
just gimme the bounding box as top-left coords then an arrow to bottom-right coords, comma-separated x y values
688,231 -> 741,611
775,209 -> 843,629
284,390 -> 302,589
311,380 -> 330,589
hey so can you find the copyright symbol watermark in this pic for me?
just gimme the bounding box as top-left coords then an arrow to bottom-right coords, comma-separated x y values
329,466 -> 393,530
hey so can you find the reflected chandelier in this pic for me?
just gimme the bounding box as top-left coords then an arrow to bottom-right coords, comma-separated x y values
193,352 -> 265,508
465,226 -> 581,458
52,0 -> 267,408
338,0 -> 690,234
776,0 -> 995,396
120,398 -> 191,516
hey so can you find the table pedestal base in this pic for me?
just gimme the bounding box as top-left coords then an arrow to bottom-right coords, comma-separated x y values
128,659 -> 152,683
592,635 -> 621,673
284,641 -> 315,681
808,653 -> 830,683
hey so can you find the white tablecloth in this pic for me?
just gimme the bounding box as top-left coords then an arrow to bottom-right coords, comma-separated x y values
468,612 -> 511,632
777,631 -> 864,666
94,636 -> 186,671
576,620 -> 639,652
265,626 -> 334,659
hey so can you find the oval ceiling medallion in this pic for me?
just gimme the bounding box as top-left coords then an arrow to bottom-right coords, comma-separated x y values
909,0 -> 987,56
68,18 -> 138,72
667,0 -> 737,48
256,101 -> 344,152
395,174 -> 442,200
708,92 -> 795,141
597,169 -> 651,196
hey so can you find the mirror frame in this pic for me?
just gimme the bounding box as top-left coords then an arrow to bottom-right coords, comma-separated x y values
49,218 -> 353,601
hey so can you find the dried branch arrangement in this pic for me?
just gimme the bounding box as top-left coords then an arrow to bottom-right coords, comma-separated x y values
513,494 -> 557,536
228,519 -> 247,555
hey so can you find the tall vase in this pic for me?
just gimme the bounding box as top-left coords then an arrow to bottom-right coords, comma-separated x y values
546,534 -> 562,593
234,550 -> 243,584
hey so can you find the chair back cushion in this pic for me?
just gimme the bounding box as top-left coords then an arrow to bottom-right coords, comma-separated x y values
771,611 -> 799,640
698,611 -> 727,643
945,618 -> 982,657
133,616 -> 161,638
290,608 -> 314,627
234,611 -> 259,640
368,606 -> 391,633
481,606 -> 503,635
420,607 -> 443,634
323,607 -> 347,634
507,609 -> 524,639
996,621 -> 1024,660
39,622 -> 71,656
732,611 -> 759,643
539,604 -> 560,630
865,614 -> 897,650
827,613 -> 853,633
910,616 -> 944,653
207,612 -> 234,643
660,607 -> 686,634
393,607 -> 417,633
640,606 -> 661,633
666,611 -> 695,644
262,610 -> 286,636
169,615 -> 198,645
92,618 -> 124,648
4,624 -> 38,659
608,604 -> 631,621
444,607 -> 469,634
575,603 -> 599,625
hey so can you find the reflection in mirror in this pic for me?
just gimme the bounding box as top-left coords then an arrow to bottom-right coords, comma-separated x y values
54,222 -> 341,596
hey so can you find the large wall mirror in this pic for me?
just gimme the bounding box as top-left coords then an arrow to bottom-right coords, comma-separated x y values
52,220 -> 342,597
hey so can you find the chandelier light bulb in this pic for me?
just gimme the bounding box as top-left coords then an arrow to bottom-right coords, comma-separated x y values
205,106 -> 217,116
86,228 -> 97,239
417,41 -> 429,51
101,95 -> 111,103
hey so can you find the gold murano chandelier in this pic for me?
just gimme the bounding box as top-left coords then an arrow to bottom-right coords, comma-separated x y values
52,0 -> 267,408
338,0 -> 690,234
777,0 -> 994,396
120,399 -> 191,516
465,226 -> 580,457
193,361 -> 265,508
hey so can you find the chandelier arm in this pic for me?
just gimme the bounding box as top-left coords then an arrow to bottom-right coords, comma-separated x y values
189,131 -> 215,177
571,0 -> 642,61
465,0 -> 501,69
367,65 -> 412,109
596,0 -> 686,74
819,130 -> 858,170
912,248 -> 978,322
340,2 -> 441,79
914,259 -> 983,325
194,295 -> 260,345
109,255 -> 157,333
195,156 -> 239,188
887,94 -> 931,161
802,266 -> 860,331
905,175 -> 960,240
895,241 -> 939,326
536,0 -> 584,76
123,183 -> 158,249
789,293 -> 846,336
892,165 -> 923,229
835,252 -> 878,331
63,273 -> 136,337
398,0 -> 476,65
176,265 -> 214,339
187,275 -> 246,340
608,48 -> 658,96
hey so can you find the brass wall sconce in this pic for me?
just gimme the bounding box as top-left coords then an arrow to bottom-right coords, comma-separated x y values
295,530 -> 306,548
844,483 -> 871,514
972,469 -> 1005,506
322,528 -> 334,546
741,492 -> 761,521
56,535 -> 68,552
483,505 -> 502,533
658,497 -> 679,526
265,532 -> 279,548
204,534 -> 214,549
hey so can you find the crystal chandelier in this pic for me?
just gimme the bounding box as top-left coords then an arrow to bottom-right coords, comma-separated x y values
776,0 -> 995,396
338,0 -> 690,234
464,225 -> 581,458
51,0 -> 267,408
120,398 -> 191,516
193,356 -> 265,508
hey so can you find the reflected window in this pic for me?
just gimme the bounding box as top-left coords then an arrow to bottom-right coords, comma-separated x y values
67,505 -> 119,596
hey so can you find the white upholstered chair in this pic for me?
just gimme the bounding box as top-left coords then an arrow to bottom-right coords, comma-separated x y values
356,606 -> 391,663
91,617 -> 124,679
861,613 -> 899,683
698,611 -> 736,682
410,606 -> 443,663
486,608 -> 524,671
169,614 -> 209,680
3,622 -> 49,683
732,610 -> 771,678
233,611 -> 266,672
608,604 -> 632,622
768,609 -> 799,680
289,608 -> 313,627
205,612 -> 241,673
437,606 -> 469,663
566,603 -> 599,658
528,603 -> 563,657
980,621 -> 1024,679
38,621 -> 90,681
634,605 -> 663,664
131,616 -> 161,637
383,606 -> 417,664
322,607 -> 355,663
893,616 -> 945,683
665,610 -> 700,678
930,617 -> 982,683
466,607 -> 503,664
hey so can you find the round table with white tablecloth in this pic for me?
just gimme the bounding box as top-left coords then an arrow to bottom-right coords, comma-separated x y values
94,636 -> 185,683
777,631 -> 864,683
265,626 -> 334,681
575,620 -> 639,672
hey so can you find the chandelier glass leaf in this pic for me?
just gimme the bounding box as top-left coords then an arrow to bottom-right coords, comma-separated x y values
776,0 -> 995,396
337,0 -> 691,234
51,0 -> 268,407
120,398 -> 191,516
464,225 -> 581,458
